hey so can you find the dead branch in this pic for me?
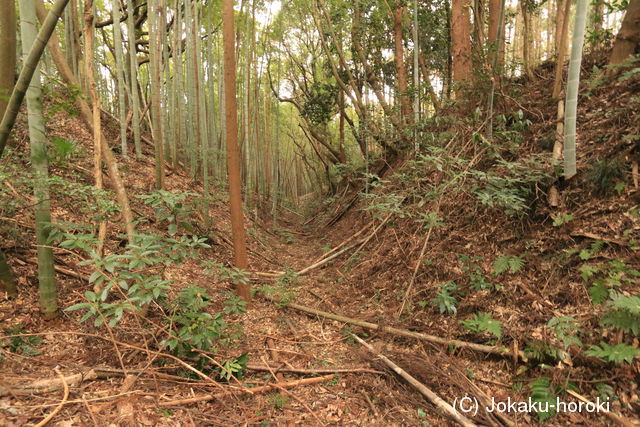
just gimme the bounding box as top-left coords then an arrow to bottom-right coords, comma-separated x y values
353,335 -> 477,427
269,297 -> 523,359
246,363 -> 384,375
157,374 -> 335,406
34,368 -> 69,427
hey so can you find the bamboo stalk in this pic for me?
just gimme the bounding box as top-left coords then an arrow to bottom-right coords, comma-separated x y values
353,335 -> 477,427
0,0 -> 71,157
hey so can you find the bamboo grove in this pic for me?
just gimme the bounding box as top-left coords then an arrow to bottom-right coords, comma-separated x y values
0,0 -> 638,313
10,0 -> 633,209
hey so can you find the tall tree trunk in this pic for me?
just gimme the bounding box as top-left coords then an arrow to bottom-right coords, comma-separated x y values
393,5 -> 411,122
451,0 -> 473,95
488,0 -> 505,67
126,0 -> 142,158
149,0 -> 164,189
111,0 -> 128,159
521,0 -> 535,79
20,0 -> 58,319
609,0 -> 640,65
0,0 -> 17,298
0,0 -> 16,119
564,0 -> 588,179
34,0 -> 136,239
222,0 -> 250,301
0,0 -> 70,157
552,0 -> 572,100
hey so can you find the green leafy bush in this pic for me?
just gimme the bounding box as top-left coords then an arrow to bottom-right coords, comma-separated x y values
137,190 -> 197,235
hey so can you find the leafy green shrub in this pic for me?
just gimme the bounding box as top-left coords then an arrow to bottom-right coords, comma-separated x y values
601,294 -> 640,336
137,190 -> 197,235
48,176 -> 120,222
49,137 -> 80,166
547,316 -> 583,350
469,156 -> 551,216
579,259 -> 639,305
162,287 -> 228,356
58,229 -> 210,327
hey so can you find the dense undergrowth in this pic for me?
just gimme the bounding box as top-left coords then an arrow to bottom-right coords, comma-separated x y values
1,52 -> 639,424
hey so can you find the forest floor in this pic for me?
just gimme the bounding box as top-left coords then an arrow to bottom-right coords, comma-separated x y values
2,50 -> 640,426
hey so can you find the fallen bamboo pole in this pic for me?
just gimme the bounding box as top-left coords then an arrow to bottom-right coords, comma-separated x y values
271,298 -> 523,360
158,374 -> 335,406
353,335 -> 477,427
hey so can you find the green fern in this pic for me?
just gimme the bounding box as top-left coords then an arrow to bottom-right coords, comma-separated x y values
493,255 -> 524,275
529,377 -> 557,422
586,342 -> 640,364
547,316 -> 583,349
601,294 -> 640,335
462,312 -> 503,339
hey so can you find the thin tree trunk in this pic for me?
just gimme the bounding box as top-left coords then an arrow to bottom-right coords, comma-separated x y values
223,0 -> 250,301
111,0 -> 128,159
20,0 -> 58,319
609,0 -> 640,65
0,0 -> 17,298
34,0 -> 136,239
126,0 -> 142,158
149,0 -> 164,189
0,0 -> 70,157
393,6 -> 411,122
552,0 -> 572,100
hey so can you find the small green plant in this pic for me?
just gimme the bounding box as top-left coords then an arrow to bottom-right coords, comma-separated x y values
259,269 -> 298,305
162,286 -> 229,357
601,294 -> 640,336
415,212 -> 444,231
586,342 -> 640,364
461,312 -> 503,339
579,240 -> 605,261
217,354 -> 249,380
547,316 -> 583,350
552,213 -> 574,227
493,255 -> 524,275
579,259 -> 639,305
137,190 -> 196,235
275,229 -> 295,244
49,137 -> 80,165
203,261 -> 251,288
267,392 -> 289,410
431,281 -> 458,315
528,377 -> 557,422
1,324 -> 41,356
586,158 -> 625,196
459,255 -> 497,290
223,292 -> 248,315
469,156 -> 551,216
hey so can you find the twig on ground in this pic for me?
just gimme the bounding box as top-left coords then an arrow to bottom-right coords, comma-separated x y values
246,362 -> 384,375
158,374 -> 335,407
34,368 -> 69,427
565,389 -> 636,427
